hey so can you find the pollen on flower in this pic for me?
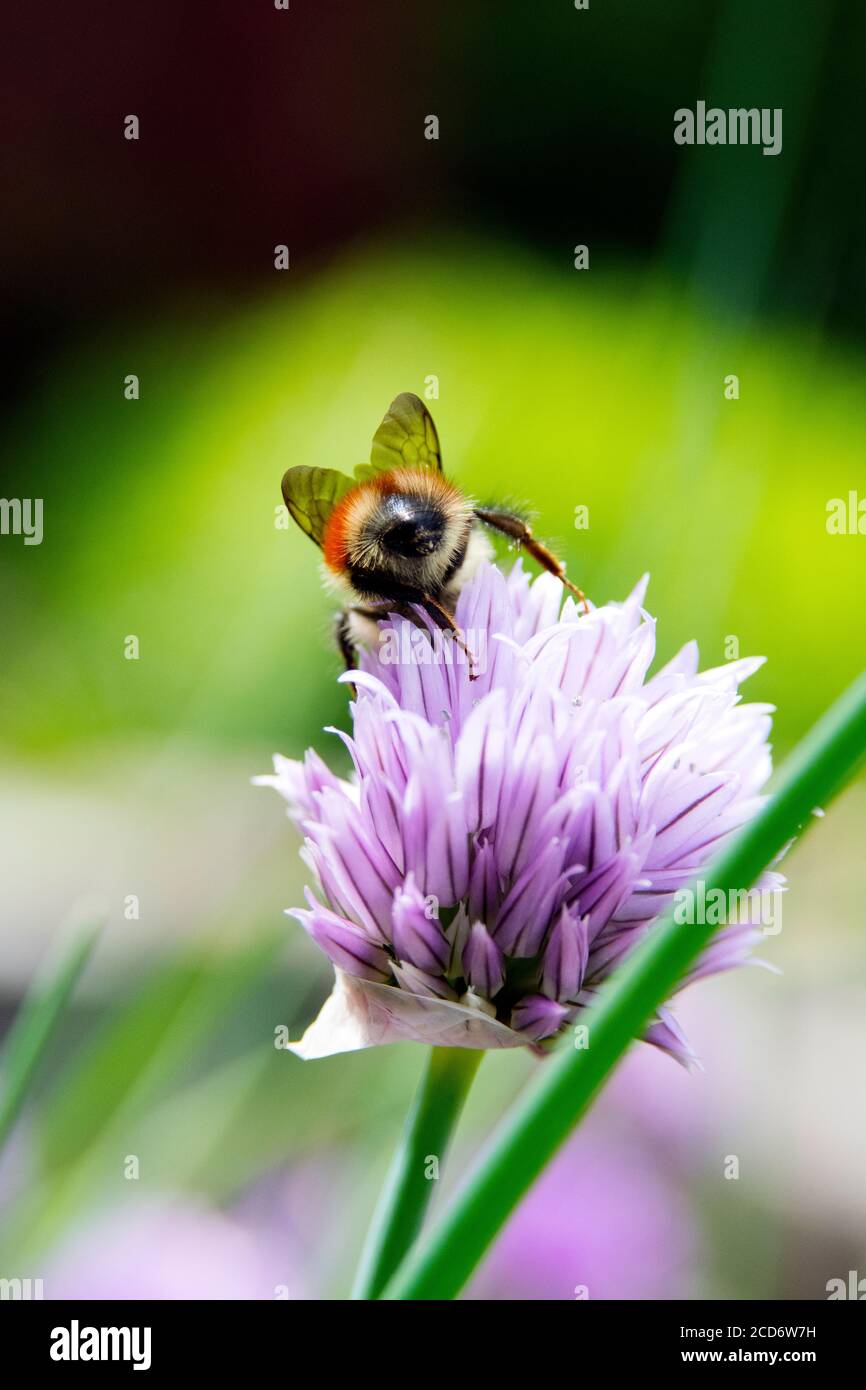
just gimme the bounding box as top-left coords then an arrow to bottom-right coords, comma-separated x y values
258,560 -> 781,1062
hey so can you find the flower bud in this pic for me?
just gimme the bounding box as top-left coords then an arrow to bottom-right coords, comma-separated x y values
391,874 -> 450,974
462,921 -> 505,998
511,994 -> 569,1042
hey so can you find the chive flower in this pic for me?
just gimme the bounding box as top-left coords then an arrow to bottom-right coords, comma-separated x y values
258,562 -> 780,1065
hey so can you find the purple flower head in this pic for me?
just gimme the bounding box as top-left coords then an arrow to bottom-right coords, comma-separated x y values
258,561 -> 780,1061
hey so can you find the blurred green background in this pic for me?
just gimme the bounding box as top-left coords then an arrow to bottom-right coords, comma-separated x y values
1,0 -> 864,1299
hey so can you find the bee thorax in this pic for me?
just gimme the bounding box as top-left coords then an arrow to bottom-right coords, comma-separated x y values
377,495 -> 446,558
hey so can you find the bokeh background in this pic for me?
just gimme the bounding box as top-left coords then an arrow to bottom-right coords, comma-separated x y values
1,0 -> 865,1299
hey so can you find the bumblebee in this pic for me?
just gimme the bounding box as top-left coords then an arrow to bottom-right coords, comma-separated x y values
281,393 -> 587,671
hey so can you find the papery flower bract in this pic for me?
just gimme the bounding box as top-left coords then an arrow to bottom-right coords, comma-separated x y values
258,562 -> 781,1064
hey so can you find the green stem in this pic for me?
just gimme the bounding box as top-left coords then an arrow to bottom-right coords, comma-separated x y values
382,668 -> 866,1300
352,1044 -> 482,1299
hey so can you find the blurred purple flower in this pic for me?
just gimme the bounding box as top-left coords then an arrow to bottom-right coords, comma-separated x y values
44,1198 -> 305,1301
259,562 -> 780,1060
466,1131 -> 694,1300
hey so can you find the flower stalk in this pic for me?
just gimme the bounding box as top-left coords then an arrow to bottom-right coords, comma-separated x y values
352,1045 -> 482,1299
381,667 -> 866,1300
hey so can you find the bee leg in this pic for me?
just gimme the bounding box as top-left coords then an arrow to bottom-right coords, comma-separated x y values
473,508 -> 590,615
334,610 -> 361,696
339,599 -> 478,682
419,595 -> 479,679
336,602 -> 412,691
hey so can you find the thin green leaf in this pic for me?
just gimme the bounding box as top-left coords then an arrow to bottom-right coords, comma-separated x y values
0,917 -> 102,1158
36,931 -> 282,1175
383,668 -> 866,1300
0,932 -> 285,1266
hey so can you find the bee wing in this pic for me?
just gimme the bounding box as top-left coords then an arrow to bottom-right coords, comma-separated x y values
355,392 -> 443,482
281,465 -> 354,547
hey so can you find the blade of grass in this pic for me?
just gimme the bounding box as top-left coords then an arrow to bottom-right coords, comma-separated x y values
383,668 -> 866,1300
0,917 -> 101,1158
352,1045 -> 482,1300
0,932 -> 285,1266
36,930 -> 283,1175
